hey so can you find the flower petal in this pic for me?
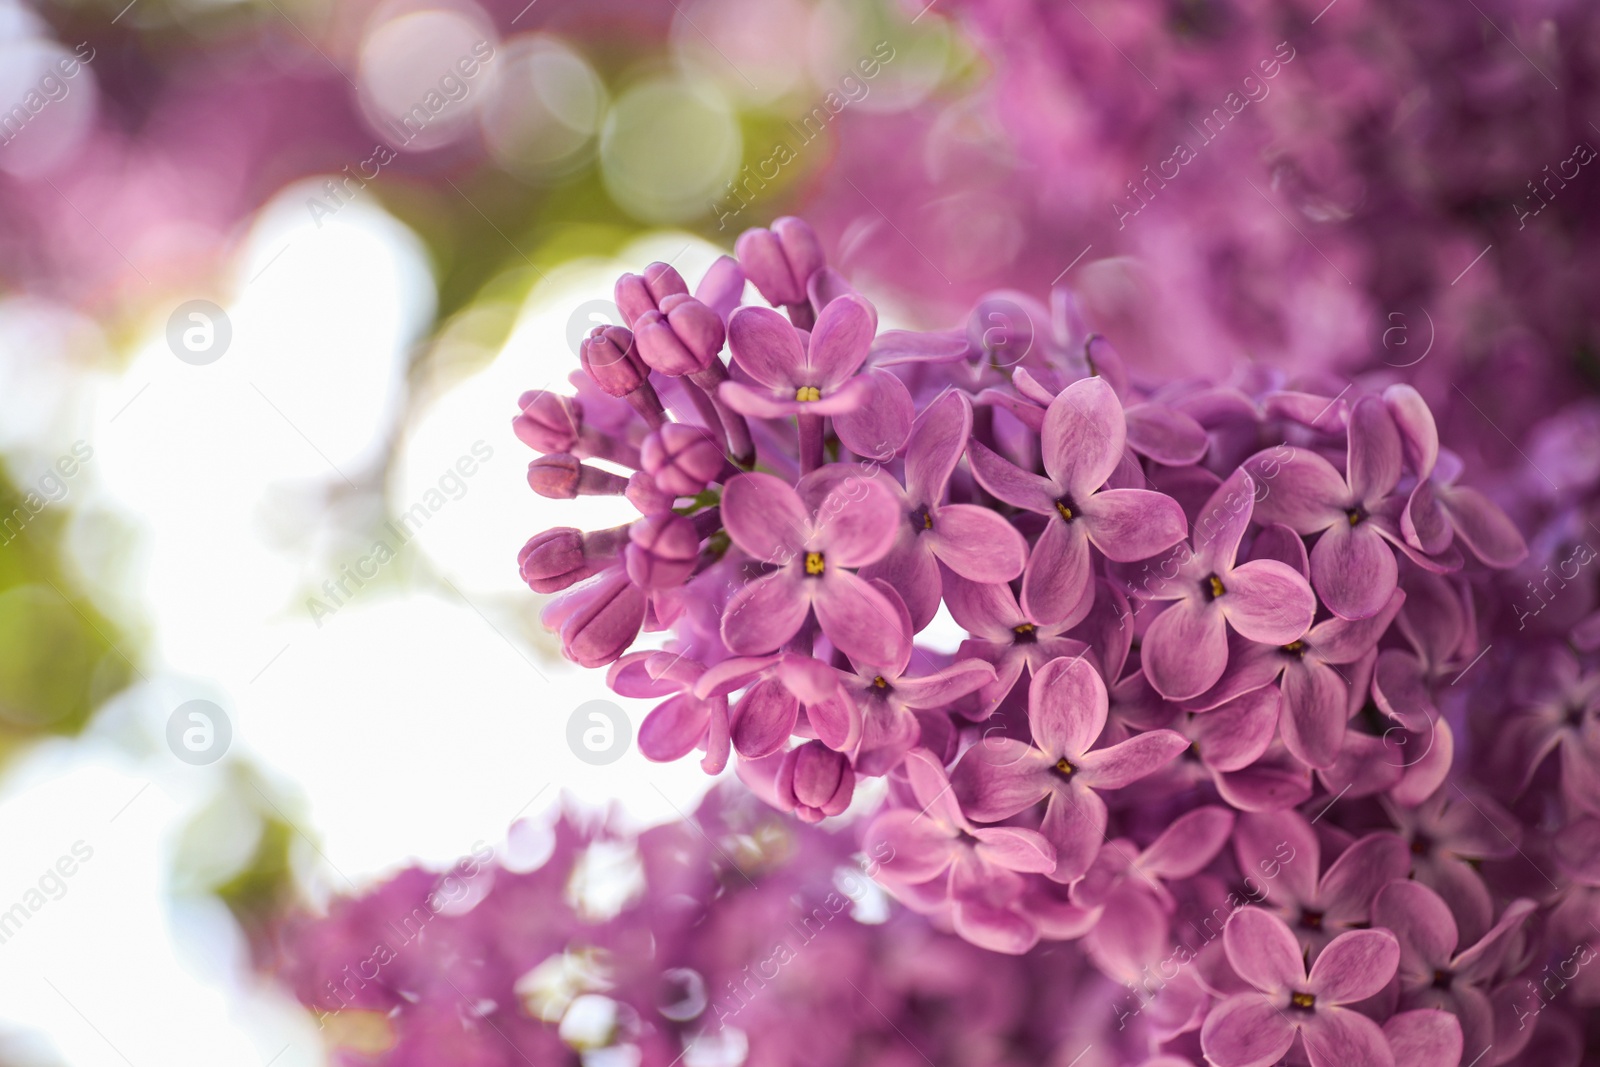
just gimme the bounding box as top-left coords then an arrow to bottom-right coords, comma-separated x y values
973,826 -> 1057,874
1438,485 -> 1528,567
1224,907 -> 1307,993
1029,654 -> 1109,760
1076,729 -> 1188,789
1042,376 -> 1126,499
1190,467 -> 1259,573
805,292 -> 876,388
1079,488 -> 1189,562
1223,559 -> 1318,645
815,474 -> 902,567
861,539 -> 941,634
726,304 -> 804,388
1372,880 -> 1457,977
1142,598 -> 1229,700
637,694 -> 710,762
832,368 -> 913,459
927,504 -> 1029,582
1196,686 -> 1281,772
1381,1010 -> 1462,1067
1310,521 -> 1399,621
950,739 -> 1053,821
1279,660 -> 1347,769
967,438 -> 1058,514
1346,396 -> 1403,505
904,389 -> 970,506
730,678 -> 800,758
1125,402 -> 1209,465
1307,929 -> 1399,1004
1040,784 -> 1108,882
1319,833 -> 1411,930
1140,805 -> 1237,880
813,570 -> 910,669
721,569 -> 810,655
862,809 -> 955,884
722,472 -> 809,563
1200,993 -> 1297,1067
1020,516 -> 1093,627
1245,446 -> 1348,533
1299,1007 -> 1396,1067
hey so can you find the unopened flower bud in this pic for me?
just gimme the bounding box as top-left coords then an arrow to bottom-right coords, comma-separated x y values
615,262 -> 689,328
578,326 -> 645,396
527,454 -> 630,499
736,217 -> 824,308
634,295 -> 726,377
554,567 -> 647,668
625,513 -> 701,590
513,391 -> 582,453
776,741 -> 855,823
641,423 -> 730,496
518,528 -> 591,593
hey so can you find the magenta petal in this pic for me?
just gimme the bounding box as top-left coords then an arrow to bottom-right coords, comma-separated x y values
1225,907 -> 1307,992
1251,522 -> 1311,578
721,472 -> 809,563
1076,729 -> 1188,789
1223,559 -> 1317,644
637,695 -> 710,762
1079,488 -> 1188,562
1143,598 -> 1229,700
1382,1010 -> 1462,1067
973,826 -> 1057,874
717,379 -> 803,419
942,572 -> 1023,641
815,475 -> 901,567
1040,785 -> 1108,882
812,570 -> 909,669
1191,467 -> 1258,572
1319,833 -> 1411,928
927,504 -> 1028,582
1372,880 -> 1457,975
1235,811 -> 1319,906
1200,993 -> 1296,1067
1125,402 -> 1209,465
1382,384 -> 1439,476
1298,1007 -> 1396,1067
1140,805 -> 1236,879
1041,376 -> 1126,499
951,739 -> 1053,821
862,540 -> 941,634
1196,687 -> 1281,772
805,292 -> 876,387
806,690 -> 860,752
1438,485 -> 1528,567
730,678 -> 799,758
726,304 -> 804,388
1346,396 -> 1403,505
893,659 -> 997,709
1216,751 -> 1314,812
1020,517 -> 1093,627
1029,654 -> 1108,760
1307,590 -> 1405,663
1402,479 -> 1453,555
1246,446 -> 1348,533
832,368 -> 913,459
904,389 -> 971,506
1308,928 -> 1400,1003
721,570 -> 809,654
1310,522 -> 1399,621
693,254 -> 744,321
863,809 -> 955,884
1279,660 -> 1347,769
967,438 -> 1057,514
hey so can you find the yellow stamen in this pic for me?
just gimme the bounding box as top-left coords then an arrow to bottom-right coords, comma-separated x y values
872,676 -> 888,689
795,385 -> 822,402
1282,640 -> 1305,654
923,511 -> 934,529
804,551 -> 825,575
1290,992 -> 1315,1010
1055,501 -> 1074,522
1055,757 -> 1075,777
1208,575 -> 1226,599
1014,623 -> 1035,636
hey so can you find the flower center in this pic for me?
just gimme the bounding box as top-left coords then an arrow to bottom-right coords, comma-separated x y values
1565,703 -> 1587,729
1298,908 -> 1324,930
1054,757 -> 1076,779
1013,622 -> 1037,644
1289,991 -> 1316,1012
804,551 -> 826,576
794,385 -> 822,402
1409,833 -> 1432,857
872,675 -> 889,690
1182,741 -> 1202,763
1203,574 -> 1226,600
909,504 -> 933,534
1346,506 -> 1366,526
1431,969 -> 1453,991
1281,640 -> 1306,658
1054,496 -> 1078,522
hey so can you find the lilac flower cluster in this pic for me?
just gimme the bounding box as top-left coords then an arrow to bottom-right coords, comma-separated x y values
500,217 -> 1600,1066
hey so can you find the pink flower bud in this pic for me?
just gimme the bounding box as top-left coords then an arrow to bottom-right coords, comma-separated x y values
776,741 -> 855,823
513,391 -> 582,453
641,423 -> 728,497
557,568 -> 647,668
625,513 -> 700,589
579,326 -> 647,397
528,454 -> 630,499
735,217 -> 825,308
615,262 -> 689,328
633,295 -> 726,376
518,528 -> 592,593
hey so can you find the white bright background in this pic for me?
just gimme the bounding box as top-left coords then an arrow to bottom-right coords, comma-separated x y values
0,195 -> 736,1067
